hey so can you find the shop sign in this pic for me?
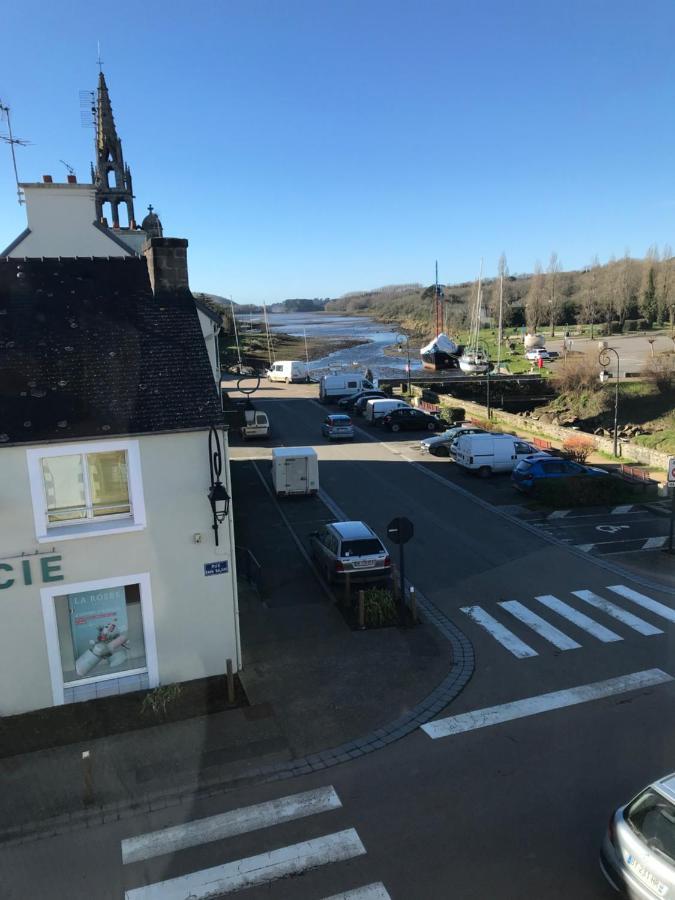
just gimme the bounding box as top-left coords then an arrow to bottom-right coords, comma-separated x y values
204,560 -> 229,576
0,554 -> 63,590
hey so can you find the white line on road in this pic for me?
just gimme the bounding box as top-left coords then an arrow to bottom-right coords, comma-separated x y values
421,669 -> 674,739
611,505 -> 634,515
124,829 -> 367,900
572,590 -> 663,636
498,600 -> 581,650
534,594 -> 622,643
323,883 -> 392,900
643,536 -> 668,550
460,606 -> 538,659
576,543 -> 595,552
121,786 -> 342,864
609,585 -> 675,624
548,509 -> 571,519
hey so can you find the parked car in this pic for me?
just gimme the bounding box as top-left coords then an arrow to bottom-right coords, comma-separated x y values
525,348 -> 552,362
339,389 -> 386,411
601,772 -> 675,898
511,455 -> 606,493
309,521 -> 391,584
420,424 -> 486,457
321,414 -> 355,440
382,407 -> 442,433
454,433 -> 539,476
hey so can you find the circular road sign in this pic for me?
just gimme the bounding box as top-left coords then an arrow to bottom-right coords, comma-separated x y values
668,455 -> 675,487
387,516 -> 414,545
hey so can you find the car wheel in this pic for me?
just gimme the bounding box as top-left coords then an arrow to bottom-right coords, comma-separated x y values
391,423 -> 401,433
427,422 -> 436,431
436,446 -> 449,457
478,466 -> 492,479
285,377 -> 290,384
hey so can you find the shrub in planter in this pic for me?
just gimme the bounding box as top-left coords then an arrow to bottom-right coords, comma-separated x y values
532,475 -> 636,507
362,588 -> 398,628
562,436 -> 595,464
445,406 -> 465,422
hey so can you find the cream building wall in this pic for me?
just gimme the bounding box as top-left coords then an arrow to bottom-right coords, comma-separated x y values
0,429 -> 239,716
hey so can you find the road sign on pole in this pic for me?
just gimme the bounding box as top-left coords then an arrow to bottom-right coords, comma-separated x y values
387,517 -> 414,623
668,457 -> 675,553
668,456 -> 675,488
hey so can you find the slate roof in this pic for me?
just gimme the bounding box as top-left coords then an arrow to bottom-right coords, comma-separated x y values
0,256 -> 222,445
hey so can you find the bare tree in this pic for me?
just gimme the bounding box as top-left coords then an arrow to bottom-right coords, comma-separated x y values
525,261 -> 546,332
547,251 -> 562,336
611,251 -> 638,327
579,255 -> 601,337
640,245 -> 660,324
657,244 -> 675,326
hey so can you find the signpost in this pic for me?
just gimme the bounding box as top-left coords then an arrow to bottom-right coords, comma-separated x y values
387,516 -> 414,623
667,456 -> 675,553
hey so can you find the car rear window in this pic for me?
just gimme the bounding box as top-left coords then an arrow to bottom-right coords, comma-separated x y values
340,539 -> 384,557
516,462 -> 532,473
626,789 -> 675,863
331,416 -> 351,424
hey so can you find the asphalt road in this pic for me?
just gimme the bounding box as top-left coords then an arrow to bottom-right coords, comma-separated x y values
3,382 -> 674,899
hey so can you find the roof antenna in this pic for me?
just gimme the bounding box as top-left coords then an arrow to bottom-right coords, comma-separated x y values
60,160 -> 76,179
0,100 -> 30,205
97,41 -> 103,73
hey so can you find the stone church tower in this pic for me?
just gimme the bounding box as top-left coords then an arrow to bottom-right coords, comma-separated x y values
91,71 -> 136,228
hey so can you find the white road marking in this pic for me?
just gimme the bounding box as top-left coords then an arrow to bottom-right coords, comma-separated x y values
643,536 -> 668,550
124,829 -> 366,900
460,606 -> 538,659
121,786 -> 342,865
323,883 -> 392,900
572,590 -> 663,636
421,669 -> 674,739
576,543 -> 595,552
548,509 -> 571,519
611,505 -> 634,515
498,600 -> 581,651
534,594 -> 622,642
609,585 -> 675,624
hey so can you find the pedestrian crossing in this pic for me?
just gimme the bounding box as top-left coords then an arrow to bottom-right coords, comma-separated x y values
461,584 -> 673,659
122,785 -> 390,899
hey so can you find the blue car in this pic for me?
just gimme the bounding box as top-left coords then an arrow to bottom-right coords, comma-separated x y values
511,454 -> 606,493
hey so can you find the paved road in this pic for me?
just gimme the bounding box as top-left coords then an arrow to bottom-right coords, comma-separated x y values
3,381 -> 674,899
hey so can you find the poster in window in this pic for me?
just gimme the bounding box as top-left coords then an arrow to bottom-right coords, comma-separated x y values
68,587 -> 129,677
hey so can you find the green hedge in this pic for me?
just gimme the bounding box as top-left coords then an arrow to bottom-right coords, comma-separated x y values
532,475 -> 651,507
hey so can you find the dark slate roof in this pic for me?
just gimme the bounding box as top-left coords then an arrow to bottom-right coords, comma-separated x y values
193,296 -> 224,325
0,256 -> 222,445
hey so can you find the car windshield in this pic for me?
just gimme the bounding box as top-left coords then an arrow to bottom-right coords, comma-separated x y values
340,539 -> 384,557
626,789 -> 675,863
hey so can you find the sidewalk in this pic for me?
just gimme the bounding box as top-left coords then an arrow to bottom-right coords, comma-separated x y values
0,458 -> 460,843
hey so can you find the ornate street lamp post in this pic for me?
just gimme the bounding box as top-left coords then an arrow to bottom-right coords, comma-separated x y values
598,341 -> 620,458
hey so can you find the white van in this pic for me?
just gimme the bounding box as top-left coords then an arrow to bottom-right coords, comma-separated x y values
319,374 -> 374,403
271,447 -> 319,496
454,433 -> 538,477
365,398 -> 410,424
267,360 -> 308,383
240,409 -> 270,440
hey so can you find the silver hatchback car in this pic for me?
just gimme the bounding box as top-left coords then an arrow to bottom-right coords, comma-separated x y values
310,521 -> 391,584
601,773 -> 675,898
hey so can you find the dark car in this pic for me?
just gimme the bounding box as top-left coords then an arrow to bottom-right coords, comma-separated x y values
338,390 -> 385,409
382,407 -> 442,433
511,455 -> 607,493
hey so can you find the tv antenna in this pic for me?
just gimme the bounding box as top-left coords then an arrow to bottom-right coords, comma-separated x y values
79,90 -> 96,129
60,160 -> 76,178
0,100 -> 30,205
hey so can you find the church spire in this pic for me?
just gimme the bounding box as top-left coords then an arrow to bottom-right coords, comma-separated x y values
92,70 -> 136,229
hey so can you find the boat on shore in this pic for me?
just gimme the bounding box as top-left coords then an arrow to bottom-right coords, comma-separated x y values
458,263 -> 492,375
420,333 -> 464,370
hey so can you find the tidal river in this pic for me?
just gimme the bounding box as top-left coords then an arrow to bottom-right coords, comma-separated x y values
241,312 -> 424,376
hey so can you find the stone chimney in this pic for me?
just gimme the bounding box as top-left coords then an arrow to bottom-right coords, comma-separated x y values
142,237 -> 189,295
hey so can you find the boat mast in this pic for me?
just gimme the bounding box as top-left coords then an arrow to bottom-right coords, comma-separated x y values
496,270 -> 504,374
263,303 -> 274,366
303,327 -> 310,366
230,297 -> 243,369
435,260 -> 441,335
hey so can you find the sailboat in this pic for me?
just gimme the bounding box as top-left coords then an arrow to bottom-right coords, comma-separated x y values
458,264 -> 491,375
419,262 -> 463,370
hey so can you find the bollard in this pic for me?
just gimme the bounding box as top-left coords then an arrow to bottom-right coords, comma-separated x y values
82,750 -> 94,806
409,586 -> 417,626
343,573 -> 351,608
226,658 -> 235,705
357,589 -> 365,630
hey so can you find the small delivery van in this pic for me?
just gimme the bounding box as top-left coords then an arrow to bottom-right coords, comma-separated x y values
240,409 -> 270,440
454,433 -> 538,477
271,447 -> 319,496
365,398 -> 410,424
319,374 -> 374,403
267,360 -> 308,383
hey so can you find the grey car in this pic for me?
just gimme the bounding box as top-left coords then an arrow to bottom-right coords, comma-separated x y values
419,425 -> 486,457
601,773 -> 675,898
309,521 -> 391,584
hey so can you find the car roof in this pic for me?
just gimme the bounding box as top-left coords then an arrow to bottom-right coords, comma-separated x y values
328,414 -> 351,421
330,521 -> 377,540
653,774 -> 675,804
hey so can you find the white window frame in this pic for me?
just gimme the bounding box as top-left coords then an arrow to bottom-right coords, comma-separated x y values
40,572 -> 158,706
26,439 -> 146,543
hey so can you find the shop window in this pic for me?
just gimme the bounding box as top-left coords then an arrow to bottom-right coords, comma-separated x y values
27,440 -> 146,542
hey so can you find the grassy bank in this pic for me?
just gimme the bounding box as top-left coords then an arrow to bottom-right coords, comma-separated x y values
221,330 -> 367,370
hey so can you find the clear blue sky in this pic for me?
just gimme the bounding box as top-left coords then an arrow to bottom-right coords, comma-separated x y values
1,0 -> 674,303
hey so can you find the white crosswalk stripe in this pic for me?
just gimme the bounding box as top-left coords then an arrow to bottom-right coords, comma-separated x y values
498,600 -> 581,651
122,785 -> 386,899
460,585 -> 671,658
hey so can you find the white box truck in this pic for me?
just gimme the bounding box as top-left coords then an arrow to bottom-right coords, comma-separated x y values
364,398 -> 410,424
454,433 -> 538,476
319,374 -> 374,403
267,360 -> 308,383
271,447 -> 319,496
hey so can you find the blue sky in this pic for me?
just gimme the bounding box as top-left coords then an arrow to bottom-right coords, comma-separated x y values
1,0 -> 674,302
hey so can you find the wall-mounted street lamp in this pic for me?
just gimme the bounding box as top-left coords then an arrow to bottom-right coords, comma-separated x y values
598,341 -> 620,458
208,426 -> 230,546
